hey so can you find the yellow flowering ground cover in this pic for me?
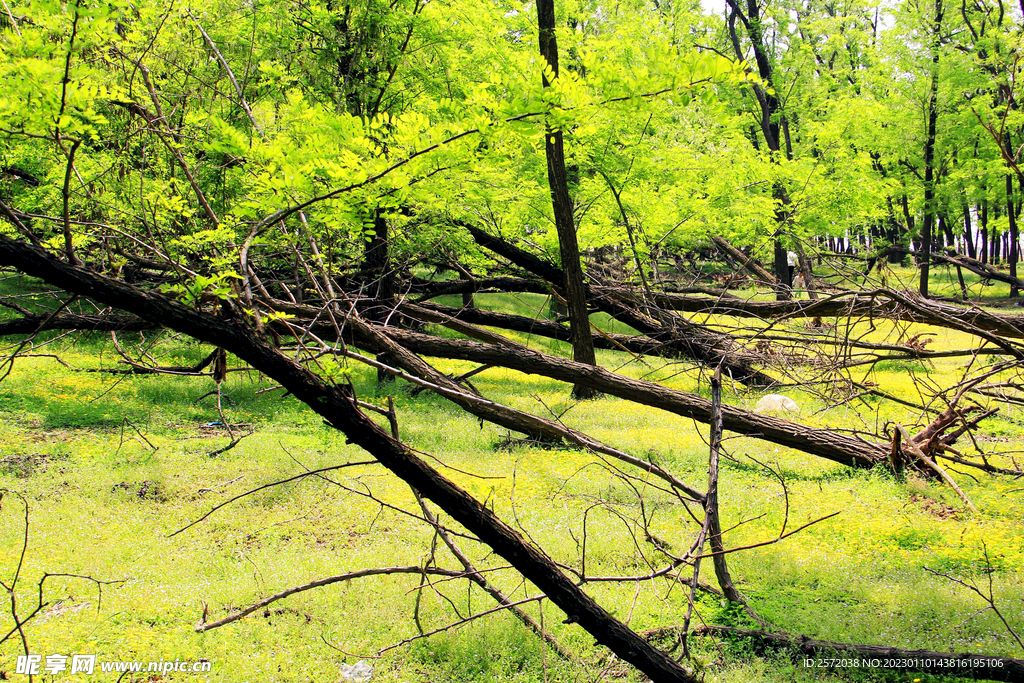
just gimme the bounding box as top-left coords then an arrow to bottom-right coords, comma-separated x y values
1,268 -> 1022,682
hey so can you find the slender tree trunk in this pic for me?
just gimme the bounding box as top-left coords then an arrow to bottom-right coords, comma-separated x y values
919,213 -> 933,297
980,198 -> 989,264
919,4 -> 941,297
962,201 -> 976,259
884,199 -> 904,263
1008,170 -> 1020,297
536,0 -> 598,399
993,200 -> 1002,263
773,239 -> 790,297
706,371 -> 745,604
727,0 -> 794,300
939,214 -> 967,296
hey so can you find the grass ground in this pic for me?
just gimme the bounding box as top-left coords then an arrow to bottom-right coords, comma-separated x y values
0,265 -> 1022,682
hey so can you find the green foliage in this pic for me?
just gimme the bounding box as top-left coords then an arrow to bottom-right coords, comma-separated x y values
2,0 -> 1024,678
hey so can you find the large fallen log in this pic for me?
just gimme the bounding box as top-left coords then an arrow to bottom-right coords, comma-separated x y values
0,234 -> 702,683
680,625 -> 1024,682
397,266 -> 1024,346
252,295 -> 892,471
371,326 -> 890,469
867,246 -> 1024,292
380,317 -> 987,478
639,288 -> 1024,347
412,301 -> 722,360
465,225 -> 776,386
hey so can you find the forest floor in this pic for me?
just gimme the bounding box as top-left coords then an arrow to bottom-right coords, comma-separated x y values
1,265 -> 1023,682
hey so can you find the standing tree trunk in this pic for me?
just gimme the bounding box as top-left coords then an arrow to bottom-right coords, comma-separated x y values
919,0 -> 942,298
940,214 -> 968,296
1008,166 -> 1020,297
706,371 -> 745,604
365,210 -> 395,308
774,236 -> 790,297
727,0 -> 794,301
993,201 -> 1002,263
980,197 -> 989,264
962,200 -> 977,259
536,0 -> 598,400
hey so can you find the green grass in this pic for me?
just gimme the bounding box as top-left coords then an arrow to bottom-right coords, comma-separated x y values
1,269 -> 1023,682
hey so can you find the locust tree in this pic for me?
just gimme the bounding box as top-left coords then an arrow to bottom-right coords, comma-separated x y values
4,0 -> 1024,679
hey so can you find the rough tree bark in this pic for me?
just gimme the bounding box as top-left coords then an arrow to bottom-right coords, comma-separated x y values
536,0 -> 598,399
919,0 -> 942,298
368,327 -> 890,468
711,236 -> 775,285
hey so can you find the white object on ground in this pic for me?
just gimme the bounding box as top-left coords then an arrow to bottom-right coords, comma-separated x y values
339,660 -> 373,682
755,394 -> 799,413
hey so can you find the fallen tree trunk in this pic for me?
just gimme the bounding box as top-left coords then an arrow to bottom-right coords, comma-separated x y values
912,248 -> 1024,291
265,297 -> 890,473
336,309 -> 706,501
465,224 -> 776,386
0,299 -> 949,474
586,289 -> 776,385
412,301 -> 721,360
0,234 -> 701,683
254,294 -> 889,470
710,236 -> 776,285
682,625 -> 1024,682
409,276 -> 551,301
373,326 -> 890,469
638,288 -> 1024,345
